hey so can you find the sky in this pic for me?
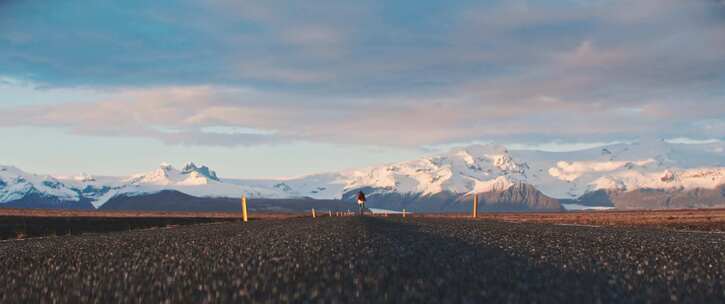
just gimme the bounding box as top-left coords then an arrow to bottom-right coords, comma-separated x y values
0,0 -> 724,178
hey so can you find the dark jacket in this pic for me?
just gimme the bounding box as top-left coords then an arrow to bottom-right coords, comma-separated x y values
357,191 -> 366,202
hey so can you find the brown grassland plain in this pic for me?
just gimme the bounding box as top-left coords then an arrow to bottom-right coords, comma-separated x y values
417,209 -> 725,232
0,208 -> 301,240
0,208 -> 300,219
3,207 -> 725,240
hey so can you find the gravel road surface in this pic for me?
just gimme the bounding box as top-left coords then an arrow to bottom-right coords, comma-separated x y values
0,217 -> 724,303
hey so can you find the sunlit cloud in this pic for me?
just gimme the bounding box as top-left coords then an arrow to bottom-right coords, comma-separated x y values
0,0 -> 722,148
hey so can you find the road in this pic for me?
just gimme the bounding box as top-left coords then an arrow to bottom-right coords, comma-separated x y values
1,217 -> 724,303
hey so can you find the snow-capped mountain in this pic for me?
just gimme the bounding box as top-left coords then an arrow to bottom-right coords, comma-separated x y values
243,141 -> 723,210
0,166 -> 93,209
0,166 -> 77,202
64,162 -> 282,208
0,162 -> 281,209
239,144 -> 559,211
509,140 -> 724,200
238,144 -> 529,200
0,140 -> 723,211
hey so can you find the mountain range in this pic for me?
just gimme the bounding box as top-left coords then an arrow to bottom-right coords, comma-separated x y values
1,140 -> 723,212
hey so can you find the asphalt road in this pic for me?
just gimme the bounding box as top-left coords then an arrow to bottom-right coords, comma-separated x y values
1,217 -> 724,303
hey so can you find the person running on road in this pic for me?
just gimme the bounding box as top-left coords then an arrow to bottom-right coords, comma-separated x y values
356,191 -> 367,216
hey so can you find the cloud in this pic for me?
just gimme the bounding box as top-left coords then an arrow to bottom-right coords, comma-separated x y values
1,83 -> 722,147
0,0 -> 723,147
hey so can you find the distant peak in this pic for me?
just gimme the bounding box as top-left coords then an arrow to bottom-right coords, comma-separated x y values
181,162 -> 220,181
182,162 -> 198,171
181,162 -> 199,173
159,162 -> 174,170
74,173 -> 96,182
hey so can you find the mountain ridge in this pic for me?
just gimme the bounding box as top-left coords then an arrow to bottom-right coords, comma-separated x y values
1,141 -> 723,211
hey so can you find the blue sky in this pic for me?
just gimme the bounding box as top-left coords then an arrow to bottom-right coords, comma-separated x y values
0,0 -> 723,178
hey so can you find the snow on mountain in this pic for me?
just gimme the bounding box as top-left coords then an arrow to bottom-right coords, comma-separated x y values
74,163 -> 282,208
124,162 -> 217,186
225,173 -> 347,200
510,140 -> 725,199
0,162 -> 282,209
230,144 -> 528,200
72,173 -> 96,183
339,144 -> 527,196
589,167 -> 724,192
1,140 -> 723,210
265,141 -> 723,201
0,165 -> 81,203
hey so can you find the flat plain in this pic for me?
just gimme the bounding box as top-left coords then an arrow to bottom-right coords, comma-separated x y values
425,208 -> 725,231
0,208 -> 299,239
1,215 -> 724,303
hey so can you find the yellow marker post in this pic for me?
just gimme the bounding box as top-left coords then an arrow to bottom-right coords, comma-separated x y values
312,208 -> 316,218
402,209 -> 407,218
473,194 -> 478,218
242,194 -> 248,223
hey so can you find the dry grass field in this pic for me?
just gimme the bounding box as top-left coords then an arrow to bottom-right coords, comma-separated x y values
417,209 -> 725,231
4,207 -> 725,241
0,208 -> 303,240
0,208 -> 301,220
